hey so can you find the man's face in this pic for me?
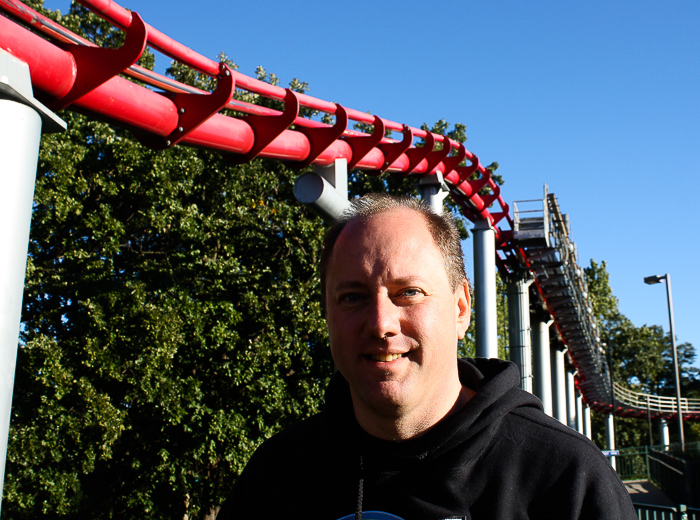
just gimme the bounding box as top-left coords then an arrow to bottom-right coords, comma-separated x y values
324,208 -> 471,427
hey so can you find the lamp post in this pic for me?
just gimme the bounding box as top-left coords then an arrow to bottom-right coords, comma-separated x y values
644,273 -> 685,451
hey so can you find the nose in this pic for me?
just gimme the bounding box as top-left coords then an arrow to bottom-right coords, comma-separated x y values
366,294 -> 401,340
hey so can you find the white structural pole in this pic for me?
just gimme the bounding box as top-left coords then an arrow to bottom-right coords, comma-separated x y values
416,173 -> 449,214
293,159 -> 350,221
506,274 -> 533,391
645,273 -> 685,450
472,219 -> 498,359
660,419 -> 670,450
532,315 -> 554,416
576,392 -> 584,434
583,405 -> 592,440
565,368 -> 577,430
0,50 -> 65,511
551,345 -> 567,424
606,414 -> 617,469
662,274 -> 685,451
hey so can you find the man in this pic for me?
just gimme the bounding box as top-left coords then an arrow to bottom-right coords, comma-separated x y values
218,193 -> 635,519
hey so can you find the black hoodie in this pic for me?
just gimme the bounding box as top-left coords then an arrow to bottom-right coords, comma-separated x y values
217,358 -> 636,520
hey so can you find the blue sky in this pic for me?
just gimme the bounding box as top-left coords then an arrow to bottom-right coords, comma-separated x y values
44,1 -> 700,366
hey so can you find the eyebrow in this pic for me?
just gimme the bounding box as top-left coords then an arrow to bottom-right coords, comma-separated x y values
331,276 -> 430,291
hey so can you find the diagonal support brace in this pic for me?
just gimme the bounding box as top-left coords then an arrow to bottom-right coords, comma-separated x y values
153,63 -> 235,148
49,12 -> 148,110
377,125 -> 413,174
296,104 -> 348,168
230,88 -> 299,163
344,115 -> 385,170
400,131 -> 435,176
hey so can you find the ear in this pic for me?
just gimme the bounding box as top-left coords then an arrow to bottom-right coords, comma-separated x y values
455,280 -> 471,340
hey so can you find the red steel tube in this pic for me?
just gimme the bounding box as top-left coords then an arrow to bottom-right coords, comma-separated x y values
0,14 -> 75,99
1,1 -> 510,238
77,0 -> 427,135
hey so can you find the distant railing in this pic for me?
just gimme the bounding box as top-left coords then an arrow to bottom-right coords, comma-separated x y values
615,383 -> 700,415
617,443 -> 700,510
634,503 -> 700,520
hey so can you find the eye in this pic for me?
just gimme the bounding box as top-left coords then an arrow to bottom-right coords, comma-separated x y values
337,292 -> 366,305
397,287 -> 425,299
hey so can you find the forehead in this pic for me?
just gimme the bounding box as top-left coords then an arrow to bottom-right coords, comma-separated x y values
328,208 -> 446,279
340,207 -> 431,246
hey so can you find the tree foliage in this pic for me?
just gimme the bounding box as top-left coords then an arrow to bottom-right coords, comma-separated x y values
4,2 -> 492,517
4,4 -> 336,518
6,105 -> 337,517
584,260 -> 699,448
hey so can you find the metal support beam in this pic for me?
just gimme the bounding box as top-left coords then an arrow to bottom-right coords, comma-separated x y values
551,345 -> 567,424
506,273 -> 533,391
532,314 -> 554,416
0,50 -> 65,512
416,173 -> 449,214
606,413 -> 617,469
659,419 -> 670,450
583,404 -> 592,440
472,219 -> 498,359
576,391 -> 584,434
293,159 -> 350,221
565,367 -> 577,430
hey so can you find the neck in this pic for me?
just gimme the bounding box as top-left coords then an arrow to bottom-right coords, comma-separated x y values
354,384 -> 475,442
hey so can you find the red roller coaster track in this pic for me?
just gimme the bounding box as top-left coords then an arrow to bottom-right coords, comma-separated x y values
2,0 -> 697,421
0,0 -> 512,242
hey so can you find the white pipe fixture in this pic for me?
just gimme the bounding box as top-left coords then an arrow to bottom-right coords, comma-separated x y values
606,414 -> 617,469
507,274 -> 533,392
565,368 -> 577,430
473,219 -> 498,359
532,317 -> 554,416
551,345 -> 567,424
583,405 -> 592,440
293,159 -> 350,221
416,172 -> 449,214
0,50 -> 65,512
0,50 -> 65,133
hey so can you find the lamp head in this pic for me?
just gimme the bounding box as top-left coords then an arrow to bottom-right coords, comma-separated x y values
644,275 -> 664,285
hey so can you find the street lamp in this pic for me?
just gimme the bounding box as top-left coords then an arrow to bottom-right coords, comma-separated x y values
644,273 -> 685,451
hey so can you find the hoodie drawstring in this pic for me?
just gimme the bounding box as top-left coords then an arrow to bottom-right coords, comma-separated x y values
355,455 -> 364,520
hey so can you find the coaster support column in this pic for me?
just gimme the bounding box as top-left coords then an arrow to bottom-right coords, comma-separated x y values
0,49 -> 65,511
473,219 -> 498,359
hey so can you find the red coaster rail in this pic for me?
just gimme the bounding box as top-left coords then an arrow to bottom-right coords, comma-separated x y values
4,0 -> 696,424
0,0 -> 513,244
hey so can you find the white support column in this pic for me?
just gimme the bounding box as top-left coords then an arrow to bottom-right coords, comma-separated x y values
551,345 -> 567,424
416,173 -> 449,214
532,314 -> 554,416
472,219 -> 498,359
576,391 -> 584,434
660,419 -> 670,450
0,49 -> 65,511
565,368 -> 577,430
606,413 -> 617,469
506,273 -> 533,392
583,404 -> 592,440
293,158 -> 350,221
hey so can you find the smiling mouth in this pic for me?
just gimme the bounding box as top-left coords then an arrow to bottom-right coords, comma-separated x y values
369,353 -> 404,362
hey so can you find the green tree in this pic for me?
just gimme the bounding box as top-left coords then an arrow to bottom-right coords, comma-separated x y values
4,4 -> 507,517
5,4 -> 334,518
585,260 -> 699,448
6,109 -> 334,518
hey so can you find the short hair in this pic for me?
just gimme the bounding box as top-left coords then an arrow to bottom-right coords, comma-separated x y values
320,193 -> 468,302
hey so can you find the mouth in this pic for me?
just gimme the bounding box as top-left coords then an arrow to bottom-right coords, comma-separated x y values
368,353 -> 405,362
